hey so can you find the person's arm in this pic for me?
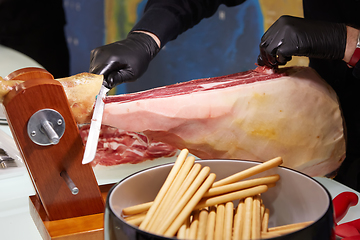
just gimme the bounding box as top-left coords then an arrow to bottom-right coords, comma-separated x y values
130,0 -> 246,47
90,0 -> 245,89
257,15 -> 347,68
257,16 -> 360,79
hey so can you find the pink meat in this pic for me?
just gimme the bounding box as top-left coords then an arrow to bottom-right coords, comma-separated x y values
102,66 -> 346,177
79,124 -> 177,166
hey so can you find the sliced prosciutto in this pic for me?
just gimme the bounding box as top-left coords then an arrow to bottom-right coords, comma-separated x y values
79,124 -> 177,166
102,66 -> 346,177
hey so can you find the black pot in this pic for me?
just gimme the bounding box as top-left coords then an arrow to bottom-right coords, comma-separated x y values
105,159 -> 334,240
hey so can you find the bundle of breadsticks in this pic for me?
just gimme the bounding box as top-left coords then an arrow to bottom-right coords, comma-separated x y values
122,149 -> 313,239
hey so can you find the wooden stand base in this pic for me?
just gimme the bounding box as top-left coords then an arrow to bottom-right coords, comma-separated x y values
29,184 -> 114,240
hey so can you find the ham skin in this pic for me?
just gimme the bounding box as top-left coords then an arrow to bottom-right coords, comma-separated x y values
59,73 -> 103,124
102,66 -> 346,177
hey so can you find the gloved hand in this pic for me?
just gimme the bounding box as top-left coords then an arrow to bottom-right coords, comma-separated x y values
89,32 -> 160,89
257,15 -> 347,67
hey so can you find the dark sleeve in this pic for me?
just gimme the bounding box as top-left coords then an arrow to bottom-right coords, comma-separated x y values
131,0 -> 246,46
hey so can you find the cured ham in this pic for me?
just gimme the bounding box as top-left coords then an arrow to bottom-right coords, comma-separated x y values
102,66 -> 346,177
0,72 -> 103,124
79,124 -> 177,166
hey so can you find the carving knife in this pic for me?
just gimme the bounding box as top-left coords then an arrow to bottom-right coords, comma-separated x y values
82,84 -> 110,164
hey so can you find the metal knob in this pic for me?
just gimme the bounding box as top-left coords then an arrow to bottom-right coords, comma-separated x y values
60,171 -> 79,195
27,109 -> 65,146
41,120 -> 60,144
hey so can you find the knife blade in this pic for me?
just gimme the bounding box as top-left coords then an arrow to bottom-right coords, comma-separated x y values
82,84 -> 110,164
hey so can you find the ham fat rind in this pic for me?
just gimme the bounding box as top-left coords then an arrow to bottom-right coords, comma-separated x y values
104,66 -> 345,177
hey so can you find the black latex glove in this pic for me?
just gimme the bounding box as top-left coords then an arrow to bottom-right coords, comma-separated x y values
257,15 -> 347,67
89,32 -> 160,89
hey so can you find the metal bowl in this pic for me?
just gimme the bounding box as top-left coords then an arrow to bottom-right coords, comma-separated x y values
105,159 -> 334,240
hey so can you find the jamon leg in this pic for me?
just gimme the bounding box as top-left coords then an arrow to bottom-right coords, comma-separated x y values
102,67 -> 346,177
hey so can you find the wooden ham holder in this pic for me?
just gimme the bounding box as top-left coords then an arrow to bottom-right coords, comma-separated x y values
3,68 -> 111,240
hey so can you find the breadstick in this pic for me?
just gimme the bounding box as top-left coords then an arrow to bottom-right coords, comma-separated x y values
233,199 -> 244,240
124,212 -> 147,226
260,231 -> 281,238
167,163 -> 202,213
251,195 -> 261,239
261,208 -> 270,232
242,196 -> 253,239
214,204 -> 225,240
197,208 -> 209,240
195,185 -> 268,210
157,167 -> 211,234
139,148 -> 189,230
122,163 -> 201,217
268,221 -> 314,235
224,201 -> 234,240
148,156 -> 195,232
260,203 -> 265,224
206,206 -> 216,240
122,201 -> 153,216
189,210 -> 200,240
261,221 -> 313,238
164,173 -> 217,237
177,219 -> 187,239
204,175 -> 280,198
212,157 -> 283,187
